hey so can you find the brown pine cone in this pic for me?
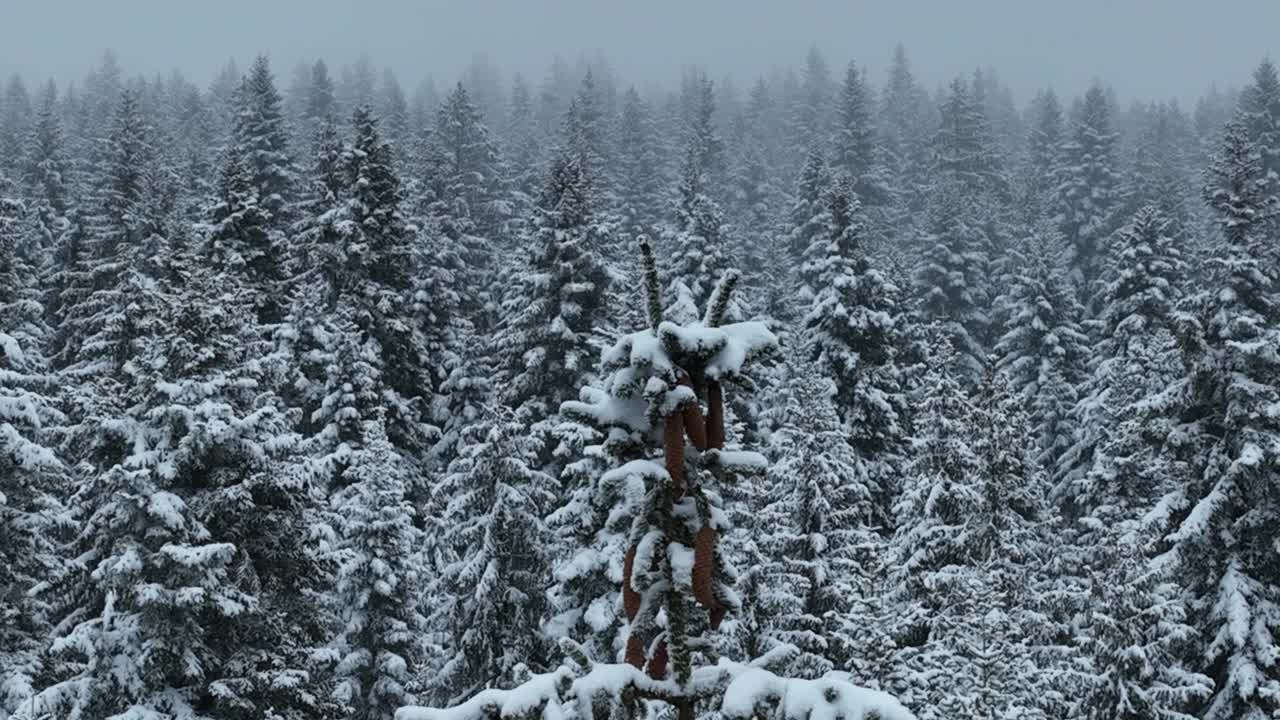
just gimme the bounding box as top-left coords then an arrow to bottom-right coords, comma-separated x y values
692,526 -> 717,610
646,639 -> 669,680
622,544 -> 640,621
625,634 -> 646,669
664,411 -> 685,491
707,381 -> 725,449
709,605 -> 727,630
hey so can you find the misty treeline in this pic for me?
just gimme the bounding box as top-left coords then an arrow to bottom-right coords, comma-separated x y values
0,41 -> 1278,720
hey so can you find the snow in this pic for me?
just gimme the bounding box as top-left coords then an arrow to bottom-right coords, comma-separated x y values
396,651 -> 917,720
0,331 -> 26,366
721,668 -> 916,720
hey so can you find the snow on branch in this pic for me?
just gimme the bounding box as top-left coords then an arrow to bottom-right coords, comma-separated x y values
396,643 -> 915,720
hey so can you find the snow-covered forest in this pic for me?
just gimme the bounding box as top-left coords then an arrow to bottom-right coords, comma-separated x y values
1,37 -> 1279,720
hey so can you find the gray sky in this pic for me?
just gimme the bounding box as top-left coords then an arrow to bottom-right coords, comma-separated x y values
2,0 -> 1276,104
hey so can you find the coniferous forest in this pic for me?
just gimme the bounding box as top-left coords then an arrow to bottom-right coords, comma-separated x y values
2,35 -> 1280,720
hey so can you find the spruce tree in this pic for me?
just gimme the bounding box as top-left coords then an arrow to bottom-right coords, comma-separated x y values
994,237 -> 1089,468
0,190 -> 67,717
424,83 -> 509,243
494,144 -> 611,424
756,358 -> 876,678
914,179 -> 991,379
1053,83 -> 1121,291
428,409 -> 558,703
208,55 -> 297,325
831,60 -> 893,227
1022,89 -> 1064,221
1239,58 -> 1280,197
787,149 -> 832,301
802,174 -> 910,523
0,76 -> 31,178
792,47 -> 833,156
1142,114 -> 1280,720
888,348 -> 1048,719
326,413 -> 429,720
664,145 -> 735,324
1077,544 -> 1212,719
22,82 -> 71,250
616,87 -> 666,240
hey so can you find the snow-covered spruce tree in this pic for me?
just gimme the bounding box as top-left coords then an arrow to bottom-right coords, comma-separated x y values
325,411 -> 430,720
755,354 -> 878,679
678,71 -> 725,199
993,236 -> 1089,469
292,105 -> 438,462
663,144 -> 737,325
21,82 -> 71,252
0,190 -> 68,717
24,233 -> 334,718
0,77 -> 31,178
417,83 -> 508,329
209,55 -> 297,325
802,173 -> 910,525
913,178 -> 991,380
567,70 -> 618,214
1140,113 -> 1280,720
494,143 -> 611,441
427,407 -> 559,704
1076,542 -> 1211,720
879,45 -> 934,218
786,149 -> 832,303
1097,206 -> 1187,356
932,76 -> 1006,200
47,89 -> 154,372
503,74 -> 541,203
422,82 -> 509,244
1053,205 -> 1188,516
830,60 -> 894,245
1052,83 -> 1122,292
887,340 -> 1047,720
1020,89 -> 1064,223
1239,58 -> 1280,197
725,80 -> 785,307
400,250 -> 915,720
791,46 -> 833,158
616,87 -> 667,242
1125,102 -> 1197,234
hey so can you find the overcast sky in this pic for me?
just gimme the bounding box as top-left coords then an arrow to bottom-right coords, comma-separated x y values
2,0 -> 1276,105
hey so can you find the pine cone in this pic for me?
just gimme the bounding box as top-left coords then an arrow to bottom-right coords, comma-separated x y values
709,605 -> 726,630
707,381 -> 725,449
692,526 -> 717,610
625,634 -> 646,669
622,544 -> 640,621
664,411 -> 685,490
677,373 -> 708,450
646,639 -> 669,680
682,401 -> 708,450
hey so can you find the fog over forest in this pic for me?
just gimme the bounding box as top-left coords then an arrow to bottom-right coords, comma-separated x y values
2,3 -> 1280,720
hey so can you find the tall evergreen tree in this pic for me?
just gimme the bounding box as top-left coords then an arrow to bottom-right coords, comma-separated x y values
0,190 -> 67,717
326,413 -> 429,720
914,179 -> 991,379
1238,58 -> 1280,198
1143,114 -> 1280,720
207,55 -> 296,324
1053,83 -> 1121,291
1022,89 -> 1064,221
994,238 -> 1089,468
664,144 -> 734,324
428,410 -> 558,704
802,174 -> 910,522
756,358 -> 876,678
494,143 -> 611,422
